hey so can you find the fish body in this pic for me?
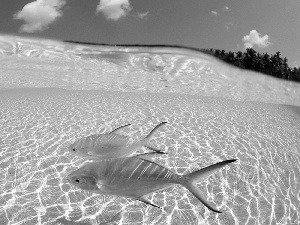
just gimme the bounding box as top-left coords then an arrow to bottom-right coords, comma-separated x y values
68,122 -> 167,160
69,133 -> 135,159
67,156 -> 237,213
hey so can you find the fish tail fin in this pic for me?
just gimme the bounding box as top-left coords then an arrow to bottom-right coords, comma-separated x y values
183,159 -> 237,213
141,122 -> 167,154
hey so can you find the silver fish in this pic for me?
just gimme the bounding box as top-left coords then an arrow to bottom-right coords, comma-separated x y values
68,122 -> 167,160
66,156 -> 237,213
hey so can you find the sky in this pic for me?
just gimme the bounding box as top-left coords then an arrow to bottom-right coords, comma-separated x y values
1,0 -> 300,67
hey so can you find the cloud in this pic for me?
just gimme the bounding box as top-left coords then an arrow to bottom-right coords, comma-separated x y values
210,11 -> 218,16
96,0 -> 132,21
137,11 -> 149,19
242,30 -> 271,48
13,0 -> 66,33
211,6 -> 229,16
225,22 -> 236,31
223,6 -> 230,11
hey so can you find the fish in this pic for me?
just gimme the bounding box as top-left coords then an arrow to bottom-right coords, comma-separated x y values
66,156 -> 237,213
68,122 -> 167,160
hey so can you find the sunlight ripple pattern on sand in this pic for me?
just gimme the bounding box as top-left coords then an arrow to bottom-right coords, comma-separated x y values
0,88 -> 299,225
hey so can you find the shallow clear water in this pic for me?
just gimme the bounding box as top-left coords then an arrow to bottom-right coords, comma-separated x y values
0,34 -> 300,225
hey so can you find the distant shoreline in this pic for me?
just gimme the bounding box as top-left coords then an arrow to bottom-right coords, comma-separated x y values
64,40 -> 206,53
64,40 -> 300,83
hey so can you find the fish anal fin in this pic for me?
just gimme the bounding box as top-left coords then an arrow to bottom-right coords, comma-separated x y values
134,196 -> 162,209
110,123 -> 131,135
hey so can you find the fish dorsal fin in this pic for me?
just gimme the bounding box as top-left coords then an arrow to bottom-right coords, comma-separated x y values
109,123 -> 131,135
134,196 -> 162,209
143,122 -> 167,141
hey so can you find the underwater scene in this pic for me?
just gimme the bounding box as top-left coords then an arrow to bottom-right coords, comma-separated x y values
0,35 -> 300,225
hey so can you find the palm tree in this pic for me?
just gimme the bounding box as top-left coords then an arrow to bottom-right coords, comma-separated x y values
243,48 -> 257,69
203,47 -> 300,82
262,53 -> 271,74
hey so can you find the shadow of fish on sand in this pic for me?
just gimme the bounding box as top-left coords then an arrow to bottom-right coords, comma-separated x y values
66,155 -> 237,213
54,210 -> 122,225
68,122 -> 168,160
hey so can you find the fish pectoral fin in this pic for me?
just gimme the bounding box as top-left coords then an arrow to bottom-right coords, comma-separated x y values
86,150 -> 98,156
134,196 -> 162,209
86,152 -> 96,157
96,181 -> 107,191
96,182 -> 102,190
110,123 -> 131,135
133,152 -> 162,159
144,145 -> 167,154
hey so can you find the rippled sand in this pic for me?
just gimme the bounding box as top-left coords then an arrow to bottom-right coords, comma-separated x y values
1,88 -> 299,225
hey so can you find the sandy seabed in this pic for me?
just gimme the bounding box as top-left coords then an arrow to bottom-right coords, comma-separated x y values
0,88 -> 299,225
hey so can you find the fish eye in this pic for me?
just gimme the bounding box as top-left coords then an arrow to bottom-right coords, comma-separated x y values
74,178 -> 81,183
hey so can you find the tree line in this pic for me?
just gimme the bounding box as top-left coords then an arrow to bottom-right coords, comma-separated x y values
203,48 -> 300,82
